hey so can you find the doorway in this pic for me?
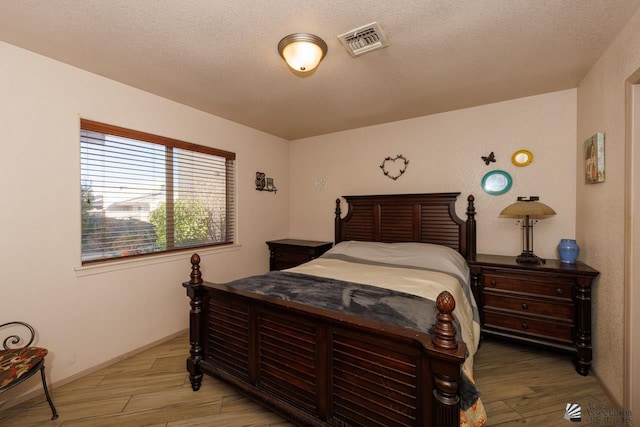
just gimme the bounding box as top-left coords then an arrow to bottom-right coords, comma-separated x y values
625,73 -> 640,417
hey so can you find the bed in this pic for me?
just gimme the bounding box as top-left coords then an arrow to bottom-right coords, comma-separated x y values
183,192 -> 486,426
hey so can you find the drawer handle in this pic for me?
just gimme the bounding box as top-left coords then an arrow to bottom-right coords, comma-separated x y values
556,288 -> 564,295
521,323 -> 529,330
490,280 -> 497,286
522,303 -> 529,310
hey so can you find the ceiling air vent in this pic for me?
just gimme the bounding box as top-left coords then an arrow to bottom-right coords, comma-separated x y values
338,22 -> 389,57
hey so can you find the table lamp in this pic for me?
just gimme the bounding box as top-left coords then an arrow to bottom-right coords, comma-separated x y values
500,196 -> 556,264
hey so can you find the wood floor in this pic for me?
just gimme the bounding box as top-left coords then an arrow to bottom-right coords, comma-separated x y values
0,332 -> 616,426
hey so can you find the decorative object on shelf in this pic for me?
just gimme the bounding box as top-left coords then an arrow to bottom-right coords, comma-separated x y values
500,196 -> 556,264
557,239 -> 580,264
511,149 -> 533,167
481,170 -> 512,195
278,33 -> 328,75
255,172 -> 266,190
255,172 -> 277,193
266,178 -> 277,192
481,152 -> 496,165
585,132 -> 605,184
380,154 -> 409,180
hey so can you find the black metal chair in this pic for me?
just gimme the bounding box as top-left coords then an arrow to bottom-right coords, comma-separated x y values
0,321 -> 58,420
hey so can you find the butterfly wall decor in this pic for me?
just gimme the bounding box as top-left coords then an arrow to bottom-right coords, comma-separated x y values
481,152 -> 496,165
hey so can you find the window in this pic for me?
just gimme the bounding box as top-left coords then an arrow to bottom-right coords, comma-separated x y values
80,119 -> 235,264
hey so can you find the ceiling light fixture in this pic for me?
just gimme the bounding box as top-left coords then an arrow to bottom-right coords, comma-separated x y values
278,33 -> 327,74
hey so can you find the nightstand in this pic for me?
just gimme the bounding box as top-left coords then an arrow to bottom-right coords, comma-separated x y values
469,254 -> 599,375
266,239 -> 333,271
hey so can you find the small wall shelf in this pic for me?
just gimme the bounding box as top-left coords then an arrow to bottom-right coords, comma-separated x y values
255,172 -> 277,193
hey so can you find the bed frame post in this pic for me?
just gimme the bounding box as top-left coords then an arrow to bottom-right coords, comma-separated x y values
466,195 -> 477,261
334,198 -> 342,243
431,291 -> 461,426
432,291 -> 458,351
183,253 -> 204,391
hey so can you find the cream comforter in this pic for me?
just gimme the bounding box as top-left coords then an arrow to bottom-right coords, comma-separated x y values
287,241 -> 487,426
289,256 -> 480,370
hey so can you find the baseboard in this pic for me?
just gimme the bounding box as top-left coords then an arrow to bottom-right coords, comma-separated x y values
592,366 -> 623,410
0,329 -> 188,411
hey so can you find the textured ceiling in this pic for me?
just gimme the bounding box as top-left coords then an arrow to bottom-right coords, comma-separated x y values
1,0 -> 639,140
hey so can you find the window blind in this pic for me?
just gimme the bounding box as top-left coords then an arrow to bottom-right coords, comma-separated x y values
80,119 -> 235,264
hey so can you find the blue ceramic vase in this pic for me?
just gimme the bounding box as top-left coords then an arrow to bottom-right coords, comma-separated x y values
557,239 -> 580,264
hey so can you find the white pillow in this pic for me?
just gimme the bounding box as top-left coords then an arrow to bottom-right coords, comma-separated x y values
323,240 -> 469,284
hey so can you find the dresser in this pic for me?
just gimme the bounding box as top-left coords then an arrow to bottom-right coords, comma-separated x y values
469,254 -> 599,375
266,239 -> 333,271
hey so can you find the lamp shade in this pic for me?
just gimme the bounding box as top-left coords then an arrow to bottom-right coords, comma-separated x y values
500,200 -> 556,219
278,33 -> 327,73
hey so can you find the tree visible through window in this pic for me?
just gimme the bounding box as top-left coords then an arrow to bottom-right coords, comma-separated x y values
80,120 -> 235,264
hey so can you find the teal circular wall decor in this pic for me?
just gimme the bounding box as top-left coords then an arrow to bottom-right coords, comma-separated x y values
481,170 -> 512,195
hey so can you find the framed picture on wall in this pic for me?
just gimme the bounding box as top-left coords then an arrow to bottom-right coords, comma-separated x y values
585,132 -> 605,184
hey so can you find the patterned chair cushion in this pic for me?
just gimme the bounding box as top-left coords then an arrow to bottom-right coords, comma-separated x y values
0,347 -> 48,389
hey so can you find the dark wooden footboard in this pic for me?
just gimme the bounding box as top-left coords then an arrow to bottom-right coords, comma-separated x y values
184,254 -> 467,427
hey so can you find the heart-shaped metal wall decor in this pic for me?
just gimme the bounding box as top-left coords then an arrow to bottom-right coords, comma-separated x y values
380,154 -> 409,180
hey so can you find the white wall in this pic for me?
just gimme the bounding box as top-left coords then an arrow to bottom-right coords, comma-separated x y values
7,26 -> 629,411
289,89 -> 578,261
0,42 -> 289,404
576,6 -> 640,408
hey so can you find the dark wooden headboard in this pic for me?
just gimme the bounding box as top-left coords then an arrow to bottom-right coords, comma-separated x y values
334,192 -> 476,260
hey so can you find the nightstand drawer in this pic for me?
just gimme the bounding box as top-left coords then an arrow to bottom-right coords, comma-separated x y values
270,250 -> 312,270
482,273 -> 573,301
484,311 -> 573,343
483,293 -> 573,320
270,247 -> 313,264
266,239 -> 333,271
